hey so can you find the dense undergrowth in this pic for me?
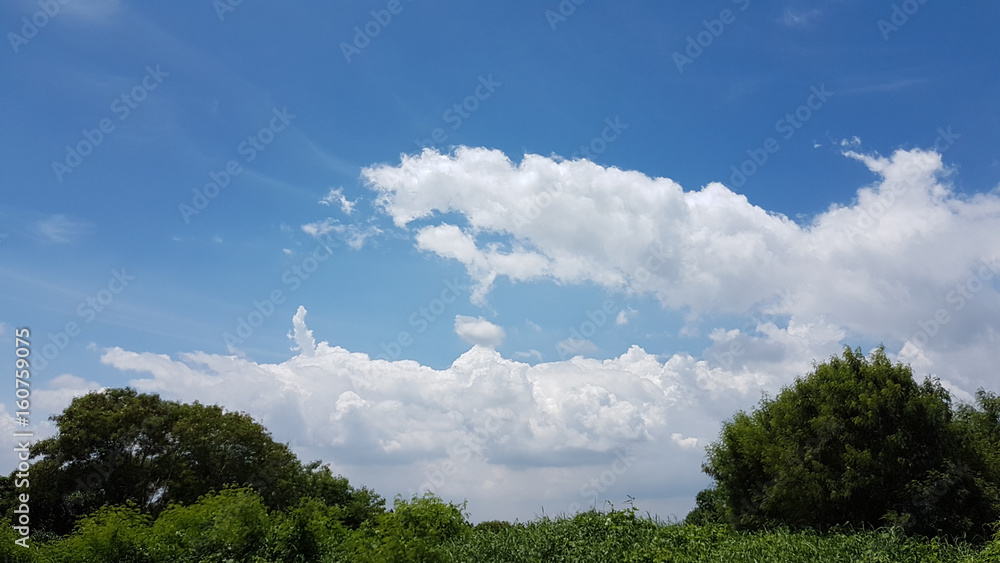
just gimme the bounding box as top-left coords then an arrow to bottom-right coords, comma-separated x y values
3,492 -> 998,562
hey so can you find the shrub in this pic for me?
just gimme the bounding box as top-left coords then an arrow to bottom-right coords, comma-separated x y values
146,487 -> 270,562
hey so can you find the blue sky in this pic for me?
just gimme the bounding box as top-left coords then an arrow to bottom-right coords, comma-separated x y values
2,0 -> 1000,522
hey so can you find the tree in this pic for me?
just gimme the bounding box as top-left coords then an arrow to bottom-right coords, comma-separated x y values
696,346 -> 999,540
2,388 -> 334,535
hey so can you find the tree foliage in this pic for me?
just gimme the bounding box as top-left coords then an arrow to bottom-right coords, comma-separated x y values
696,346 -> 1000,540
1,388 -> 382,536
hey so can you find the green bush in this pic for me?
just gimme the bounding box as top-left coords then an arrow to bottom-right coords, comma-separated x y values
146,487 -> 270,562
337,493 -> 470,563
473,520 -> 517,534
0,522 -> 36,562
265,496 -> 347,561
40,504 -> 152,563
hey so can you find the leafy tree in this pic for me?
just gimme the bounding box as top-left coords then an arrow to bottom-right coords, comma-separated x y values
684,487 -> 725,526
1,388 -> 379,536
299,461 -> 385,529
697,346 -> 999,540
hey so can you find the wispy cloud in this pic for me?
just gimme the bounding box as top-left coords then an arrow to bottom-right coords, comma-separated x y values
30,215 -> 94,244
320,187 -> 357,215
841,78 -> 927,95
779,8 -> 822,27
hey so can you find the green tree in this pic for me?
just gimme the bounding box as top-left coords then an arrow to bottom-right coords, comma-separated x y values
299,461 -> 385,529
1,388 -> 362,535
697,346 -> 999,540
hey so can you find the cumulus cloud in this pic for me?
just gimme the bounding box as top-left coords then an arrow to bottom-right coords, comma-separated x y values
93,309 -> 808,521
289,306 -> 316,356
454,315 -> 506,347
671,433 -> 701,450
362,146 -> 1000,386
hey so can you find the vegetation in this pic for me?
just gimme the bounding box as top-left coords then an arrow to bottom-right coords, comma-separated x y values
1,500 -> 997,562
697,346 -> 1000,542
2,347 -> 998,560
0,388 -> 383,537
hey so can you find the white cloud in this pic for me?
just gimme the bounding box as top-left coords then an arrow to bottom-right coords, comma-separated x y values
671,433 -> 701,450
31,215 -> 93,244
302,218 -> 381,250
319,187 -> 357,215
93,309 -> 796,522
363,146 -> 1000,388
302,218 -> 344,239
840,136 -> 862,147
69,291 -> 993,523
454,315 -> 506,347
289,306 -> 316,356
779,8 -> 822,27
616,307 -> 637,326
0,373 -> 104,475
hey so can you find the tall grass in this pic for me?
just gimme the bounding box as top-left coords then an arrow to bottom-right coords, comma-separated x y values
4,502 -> 996,562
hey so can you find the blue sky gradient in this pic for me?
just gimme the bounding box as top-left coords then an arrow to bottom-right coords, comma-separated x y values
2,0 -> 999,522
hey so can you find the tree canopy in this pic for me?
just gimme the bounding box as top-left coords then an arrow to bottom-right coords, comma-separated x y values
0,388 -> 383,536
694,346 -> 1000,541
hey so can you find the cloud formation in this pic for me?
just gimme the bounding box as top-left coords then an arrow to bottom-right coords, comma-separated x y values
454,315 -> 506,347
363,146 -> 1000,390
95,307 -> 808,521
